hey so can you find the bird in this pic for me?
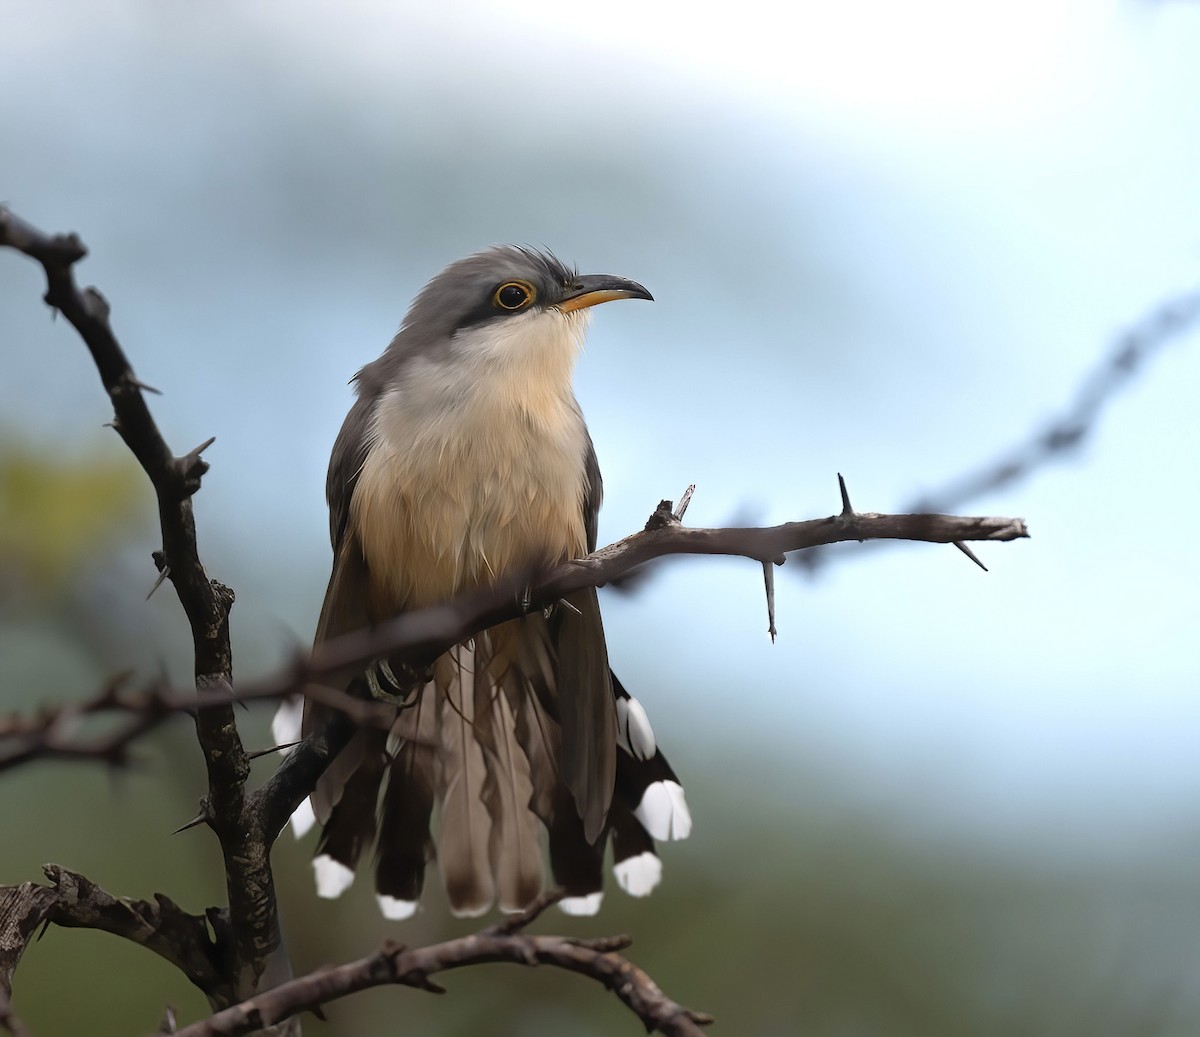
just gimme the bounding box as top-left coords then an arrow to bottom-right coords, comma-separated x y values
272,246 -> 691,919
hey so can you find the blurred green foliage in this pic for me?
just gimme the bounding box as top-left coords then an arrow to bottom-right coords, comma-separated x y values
0,443 -> 144,603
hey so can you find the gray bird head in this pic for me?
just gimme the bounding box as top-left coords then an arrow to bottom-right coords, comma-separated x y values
392,246 -> 651,350
356,246 -> 651,407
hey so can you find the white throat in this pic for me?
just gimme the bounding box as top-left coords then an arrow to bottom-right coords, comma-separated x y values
449,307 -> 592,419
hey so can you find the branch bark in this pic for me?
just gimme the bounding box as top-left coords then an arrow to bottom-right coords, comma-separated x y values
0,495 -> 1031,821
0,495 -> 1029,847
0,866 -> 228,1003
170,893 -> 712,1037
0,206 -> 284,1005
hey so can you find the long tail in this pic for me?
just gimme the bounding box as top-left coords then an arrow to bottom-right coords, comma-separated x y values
274,626 -> 690,917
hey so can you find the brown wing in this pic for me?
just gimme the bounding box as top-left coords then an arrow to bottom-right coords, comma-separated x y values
550,433 -> 616,844
304,391 -> 378,823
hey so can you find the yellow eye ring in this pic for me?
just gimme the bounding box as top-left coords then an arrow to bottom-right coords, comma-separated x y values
492,280 -> 536,311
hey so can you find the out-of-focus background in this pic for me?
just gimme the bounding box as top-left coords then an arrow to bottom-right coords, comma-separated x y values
3,1 -> 1200,1033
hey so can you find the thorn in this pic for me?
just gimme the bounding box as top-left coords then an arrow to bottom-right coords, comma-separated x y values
761,561 -> 778,643
146,565 -> 170,600
412,975 -> 446,995
190,436 -> 217,456
557,597 -> 582,616
837,473 -> 854,516
247,741 -> 300,761
127,373 -> 162,395
172,814 -> 208,835
37,919 -> 51,942
673,484 -> 696,522
953,540 -> 989,572
311,1005 -> 328,1022
172,800 -> 212,835
158,1005 -> 178,1034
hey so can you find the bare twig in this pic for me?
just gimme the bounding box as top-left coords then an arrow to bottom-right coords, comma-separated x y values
170,893 -> 711,1037
1,872 -> 712,1037
0,206 -> 282,1003
916,286 -> 1200,511
0,673 -> 396,778
286,497 -> 1027,711
797,286 -> 1200,573
0,866 -> 226,1003
0,491 -> 1030,797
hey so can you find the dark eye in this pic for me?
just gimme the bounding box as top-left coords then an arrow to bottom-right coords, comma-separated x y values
493,280 -> 535,310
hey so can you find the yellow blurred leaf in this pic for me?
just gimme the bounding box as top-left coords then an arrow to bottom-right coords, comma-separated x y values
0,446 -> 147,596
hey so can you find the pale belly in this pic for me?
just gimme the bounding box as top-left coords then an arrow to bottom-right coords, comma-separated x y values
351,413 -> 589,615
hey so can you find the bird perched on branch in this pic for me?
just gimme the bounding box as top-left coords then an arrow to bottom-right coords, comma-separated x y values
274,247 -> 690,918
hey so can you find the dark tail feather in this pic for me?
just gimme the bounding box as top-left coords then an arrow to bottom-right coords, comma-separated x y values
374,738 -> 437,920
551,589 -> 616,844
312,729 -> 386,899
307,703 -> 372,826
510,651 -> 604,915
613,731 -> 693,844
609,799 -> 662,897
297,641 -> 688,918
612,674 -> 692,844
547,784 -> 606,915
608,673 -> 692,898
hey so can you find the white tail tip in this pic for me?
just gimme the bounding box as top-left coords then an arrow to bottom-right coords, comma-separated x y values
376,894 -> 418,920
448,902 -> 491,919
634,780 -> 693,842
615,695 -> 657,760
271,697 -> 303,748
312,855 -> 355,898
614,852 -> 663,897
559,892 -> 603,916
289,797 -> 316,840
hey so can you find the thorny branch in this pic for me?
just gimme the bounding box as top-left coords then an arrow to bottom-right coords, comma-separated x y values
0,206 -> 1038,1036
0,866 -> 228,1003
0,207 -> 283,1010
0,497 -> 1029,788
795,284 -> 1200,573
169,892 -> 712,1037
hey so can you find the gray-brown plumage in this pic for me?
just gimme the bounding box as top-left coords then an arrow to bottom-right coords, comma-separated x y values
276,247 -> 691,918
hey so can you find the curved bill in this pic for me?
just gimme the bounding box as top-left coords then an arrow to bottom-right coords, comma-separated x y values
554,273 -> 654,313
